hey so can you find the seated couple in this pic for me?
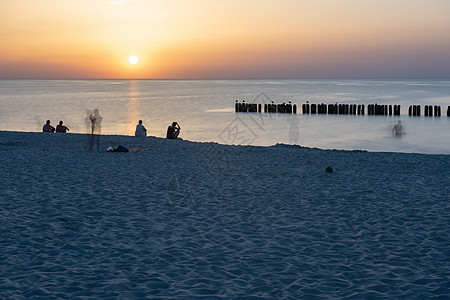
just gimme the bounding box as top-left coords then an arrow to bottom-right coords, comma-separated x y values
43,120 -> 69,133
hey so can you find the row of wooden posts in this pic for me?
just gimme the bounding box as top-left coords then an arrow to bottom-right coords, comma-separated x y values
235,101 -> 450,117
302,103 -> 403,115
235,101 -> 297,113
408,105 -> 444,117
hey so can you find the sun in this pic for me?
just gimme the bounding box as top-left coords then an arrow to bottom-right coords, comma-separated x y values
128,56 -> 139,64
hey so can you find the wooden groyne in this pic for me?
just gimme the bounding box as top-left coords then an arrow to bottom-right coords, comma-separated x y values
235,101 -> 297,114
367,104 -> 401,116
422,105 -> 442,117
408,105 -> 444,117
300,103 -> 401,116
235,101 -> 260,112
235,101 -> 448,117
265,103 -> 297,113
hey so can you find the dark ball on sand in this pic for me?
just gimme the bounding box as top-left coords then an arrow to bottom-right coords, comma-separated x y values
326,166 -> 333,173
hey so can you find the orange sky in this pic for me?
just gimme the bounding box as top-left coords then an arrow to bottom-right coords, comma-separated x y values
1,0 -> 450,79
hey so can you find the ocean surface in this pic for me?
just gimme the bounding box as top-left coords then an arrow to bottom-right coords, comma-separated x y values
0,79 -> 449,154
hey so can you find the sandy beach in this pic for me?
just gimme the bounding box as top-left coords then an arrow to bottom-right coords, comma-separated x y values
0,130 -> 449,299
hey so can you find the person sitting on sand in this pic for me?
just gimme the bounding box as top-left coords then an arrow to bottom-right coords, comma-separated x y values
42,120 -> 55,133
135,120 -> 147,137
56,120 -> 69,133
166,122 -> 181,139
393,120 -> 404,135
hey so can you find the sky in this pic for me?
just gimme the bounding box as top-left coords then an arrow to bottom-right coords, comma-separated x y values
1,0 -> 450,79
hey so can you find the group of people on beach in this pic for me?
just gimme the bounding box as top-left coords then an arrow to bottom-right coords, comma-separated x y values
42,120 -> 69,133
43,109 -> 102,150
135,120 -> 181,139
43,108 -> 181,147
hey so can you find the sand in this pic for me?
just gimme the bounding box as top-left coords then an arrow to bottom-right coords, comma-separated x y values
0,131 -> 449,299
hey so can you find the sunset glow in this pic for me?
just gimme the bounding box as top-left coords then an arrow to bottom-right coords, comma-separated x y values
1,0 -> 450,79
129,56 -> 139,65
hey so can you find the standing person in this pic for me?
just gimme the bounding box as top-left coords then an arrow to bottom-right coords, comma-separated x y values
42,120 -> 55,133
85,110 -> 92,134
89,109 -> 102,150
135,120 -> 147,137
166,122 -> 181,139
56,120 -> 69,133
393,120 -> 404,135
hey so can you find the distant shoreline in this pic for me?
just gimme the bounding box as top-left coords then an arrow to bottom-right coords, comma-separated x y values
1,130 -> 448,157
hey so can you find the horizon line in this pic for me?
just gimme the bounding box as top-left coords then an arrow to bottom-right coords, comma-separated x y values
1,77 -> 450,81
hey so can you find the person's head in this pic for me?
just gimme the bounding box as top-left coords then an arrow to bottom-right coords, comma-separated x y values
46,120 -> 50,125
59,121 -> 63,125
172,122 -> 177,126
398,120 -> 402,124
93,109 -> 99,115
139,120 -> 143,125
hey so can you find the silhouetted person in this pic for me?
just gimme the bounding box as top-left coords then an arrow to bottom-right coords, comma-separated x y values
135,120 -> 147,137
85,110 -> 92,134
56,120 -> 69,133
42,120 -> 55,133
166,122 -> 181,139
393,120 -> 404,135
89,109 -> 102,150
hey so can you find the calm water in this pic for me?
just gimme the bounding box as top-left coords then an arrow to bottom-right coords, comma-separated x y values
0,79 -> 449,154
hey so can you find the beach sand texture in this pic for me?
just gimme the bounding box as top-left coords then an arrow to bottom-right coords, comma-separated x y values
1,131 -> 449,299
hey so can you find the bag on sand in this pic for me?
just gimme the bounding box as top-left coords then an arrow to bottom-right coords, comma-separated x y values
116,145 -> 129,152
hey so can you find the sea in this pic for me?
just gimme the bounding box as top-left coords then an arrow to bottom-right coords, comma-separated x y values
1,79 -> 449,154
